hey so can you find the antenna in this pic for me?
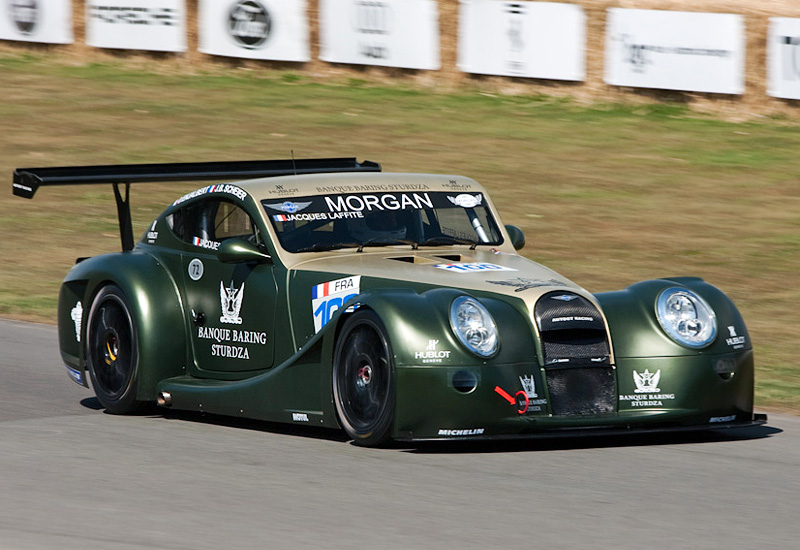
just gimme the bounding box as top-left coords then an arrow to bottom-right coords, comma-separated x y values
291,150 -> 297,175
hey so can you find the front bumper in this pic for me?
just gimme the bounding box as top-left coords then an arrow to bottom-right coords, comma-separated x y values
392,351 -> 757,441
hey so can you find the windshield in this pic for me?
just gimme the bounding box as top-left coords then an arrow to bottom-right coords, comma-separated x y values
262,191 -> 503,253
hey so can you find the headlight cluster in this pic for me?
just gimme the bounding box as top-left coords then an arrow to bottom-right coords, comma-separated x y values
450,296 -> 498,357
656,288 -> 717,349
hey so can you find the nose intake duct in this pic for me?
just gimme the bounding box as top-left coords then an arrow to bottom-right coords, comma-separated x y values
534,291 -> 610,367
534,291 -> 614,416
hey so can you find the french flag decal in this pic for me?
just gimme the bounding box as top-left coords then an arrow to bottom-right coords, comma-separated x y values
312,281 -> 331,300
273,214 -> 288,222
311,276 -> 361,333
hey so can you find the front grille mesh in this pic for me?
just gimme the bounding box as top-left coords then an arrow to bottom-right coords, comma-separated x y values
546,367 -> 616,416
534,291 -> 610,366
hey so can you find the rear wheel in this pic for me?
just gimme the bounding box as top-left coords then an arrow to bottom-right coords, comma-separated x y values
333,311 -> 394,446
86,285 -> 143,414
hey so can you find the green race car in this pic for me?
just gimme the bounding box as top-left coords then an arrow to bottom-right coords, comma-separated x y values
14,158 -> 765,446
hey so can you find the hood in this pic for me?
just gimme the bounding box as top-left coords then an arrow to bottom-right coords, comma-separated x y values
290,247 -> 592,311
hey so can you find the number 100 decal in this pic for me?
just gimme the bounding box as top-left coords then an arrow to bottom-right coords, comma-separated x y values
311,276 -> 361,333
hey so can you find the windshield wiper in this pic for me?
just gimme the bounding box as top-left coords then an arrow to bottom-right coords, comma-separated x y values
419,236 -> 478,249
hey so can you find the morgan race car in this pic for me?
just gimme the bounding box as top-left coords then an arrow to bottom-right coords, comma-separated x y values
14,157 -> 766,446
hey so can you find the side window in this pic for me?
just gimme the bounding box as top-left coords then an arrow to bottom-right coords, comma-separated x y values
168,199 -> 260,250
214,201 -> 255,240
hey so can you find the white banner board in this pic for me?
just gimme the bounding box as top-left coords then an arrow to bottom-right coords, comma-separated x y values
86,0 -> 186,52
768,18 -> 800,100
0,0 -> 73,44
199,0 -> 309,62
320,0 -> 440,70
605,9 -> 744,95
457,1 -> 585,81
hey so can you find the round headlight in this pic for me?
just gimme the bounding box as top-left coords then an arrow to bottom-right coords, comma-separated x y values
450,296 -> 498,357
656,288 -> 717,349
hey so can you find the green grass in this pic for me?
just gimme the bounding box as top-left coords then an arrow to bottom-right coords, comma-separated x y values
1,51 -> 798,411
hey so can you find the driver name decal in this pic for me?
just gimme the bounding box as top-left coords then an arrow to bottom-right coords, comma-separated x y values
173,184 -> 248,206
312,276 -> 361,333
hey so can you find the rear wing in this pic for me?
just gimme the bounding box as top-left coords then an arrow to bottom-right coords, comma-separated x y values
13,157 -> 381,251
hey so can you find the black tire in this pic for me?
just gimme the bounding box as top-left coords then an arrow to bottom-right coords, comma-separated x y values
333,310 -> 395,447
86,285 -> 144,414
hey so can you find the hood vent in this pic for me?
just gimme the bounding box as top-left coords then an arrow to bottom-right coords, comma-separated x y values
534,291 -> 610,368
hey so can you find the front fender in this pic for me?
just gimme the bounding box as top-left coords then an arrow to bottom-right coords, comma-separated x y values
342,288 -> 536,367
58,251 -> 188,400
595,277 -> 752,358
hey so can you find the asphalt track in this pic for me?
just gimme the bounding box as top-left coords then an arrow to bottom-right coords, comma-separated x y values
0,318 -> 797,550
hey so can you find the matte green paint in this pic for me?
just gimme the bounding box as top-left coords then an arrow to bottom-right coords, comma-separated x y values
56,182 -> 761,442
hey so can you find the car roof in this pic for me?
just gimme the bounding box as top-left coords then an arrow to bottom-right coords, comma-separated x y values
237,172 -> 485,201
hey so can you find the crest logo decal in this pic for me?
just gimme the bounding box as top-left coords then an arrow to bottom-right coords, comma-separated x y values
552,294 -> 578,302
220,281 -> 245,324
264,201 -> 312,214
633,369 -> 661,393
519,374 -> 538,398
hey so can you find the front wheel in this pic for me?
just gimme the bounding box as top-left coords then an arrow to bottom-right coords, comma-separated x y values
86,285 -> 143,414
333,311 -> 394,447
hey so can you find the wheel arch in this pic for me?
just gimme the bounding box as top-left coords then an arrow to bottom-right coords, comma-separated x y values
60,251 -> 189,401
594,277 -> 751,358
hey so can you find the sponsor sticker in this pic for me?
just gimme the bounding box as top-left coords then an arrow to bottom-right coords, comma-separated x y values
415,339 -> 451,364
725,326 -> 746,349
324,192 -> 433,213
710,415 -> 736,423
196,326 -> 268,361
434,262 -> 516,273
438,428 -> 485,437
292,412 -> 310,422
66,365 -> 84,386
447,193 -> 482,208
312,276 -> 361,333
264,201 -> 312,213
146,220 -> 159,244
70,301 -> 83,343
619,369 -> 676,408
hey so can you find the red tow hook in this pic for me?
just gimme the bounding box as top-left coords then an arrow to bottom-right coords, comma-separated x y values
494,386 -> 529,415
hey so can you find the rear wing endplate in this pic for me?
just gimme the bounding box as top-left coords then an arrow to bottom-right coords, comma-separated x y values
13,157 -> 381,251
